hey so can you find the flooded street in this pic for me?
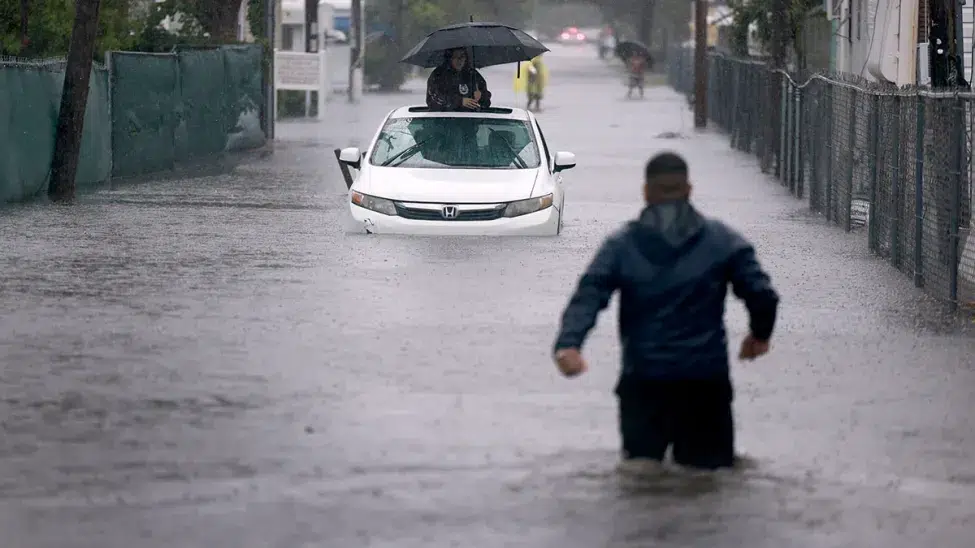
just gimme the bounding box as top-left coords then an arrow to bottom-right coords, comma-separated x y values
2,45 -> 975,546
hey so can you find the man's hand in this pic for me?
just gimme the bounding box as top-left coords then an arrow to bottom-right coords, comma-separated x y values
738,335 -> 770,360
462,97 -> 480,109
473,89 -> 482,102
554,348 -> 588,378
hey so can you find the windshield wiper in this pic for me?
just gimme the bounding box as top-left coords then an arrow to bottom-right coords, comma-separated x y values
488,128 -> 528,169
380,137 -> 433,167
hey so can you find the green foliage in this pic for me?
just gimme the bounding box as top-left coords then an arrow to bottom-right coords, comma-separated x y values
247,0 -> 265,42
365,38 -> 407,91
728,0 -> 821,58
0,0 -> 139,59
156,0 -> 243,42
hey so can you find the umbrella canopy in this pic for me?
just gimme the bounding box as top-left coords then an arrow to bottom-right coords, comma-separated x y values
615,40 -> 650,60
400,22 -> 549,69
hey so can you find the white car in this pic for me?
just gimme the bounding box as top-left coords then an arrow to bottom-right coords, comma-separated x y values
338,105 -> 576,236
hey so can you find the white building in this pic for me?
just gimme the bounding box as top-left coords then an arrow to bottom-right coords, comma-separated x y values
829,0 -> 975,86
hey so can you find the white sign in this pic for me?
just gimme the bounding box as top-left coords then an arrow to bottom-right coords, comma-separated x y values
274,49 -> 327,121
276,51 -> 323,90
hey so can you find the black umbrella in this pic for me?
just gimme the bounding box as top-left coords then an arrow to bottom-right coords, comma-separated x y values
400,22 -> 548,69
615,40 -> 650,60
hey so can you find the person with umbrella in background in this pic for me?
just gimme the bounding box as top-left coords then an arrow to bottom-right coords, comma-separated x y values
552,152 -> 779,471
615,40 -> 652,99
426,47 -> 492,111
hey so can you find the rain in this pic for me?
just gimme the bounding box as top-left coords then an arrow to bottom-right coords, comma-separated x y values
3,40 -> 975,548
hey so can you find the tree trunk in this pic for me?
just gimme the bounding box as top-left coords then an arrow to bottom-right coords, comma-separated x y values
49,0 -> 102,202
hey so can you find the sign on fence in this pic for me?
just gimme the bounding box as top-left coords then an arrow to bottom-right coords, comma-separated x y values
274,49 -> 327,120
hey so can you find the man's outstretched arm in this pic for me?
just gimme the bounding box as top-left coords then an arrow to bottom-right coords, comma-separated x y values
728,243 -> 779,342
553,237 -> 621,352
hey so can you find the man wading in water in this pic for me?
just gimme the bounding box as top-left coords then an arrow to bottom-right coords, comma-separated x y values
552,152 -> 779,470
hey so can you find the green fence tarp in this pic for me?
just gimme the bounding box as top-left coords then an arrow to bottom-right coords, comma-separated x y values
77,68 -> 112,185
222,45 -> 267,151
111,45 -> 265,178
110,53 -> 179,178
177,48 -> 231,160
2,44 -> 265,198
0,65 -> 112,203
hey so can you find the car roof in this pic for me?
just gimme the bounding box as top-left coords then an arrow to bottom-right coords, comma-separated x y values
388,105 -> 532,122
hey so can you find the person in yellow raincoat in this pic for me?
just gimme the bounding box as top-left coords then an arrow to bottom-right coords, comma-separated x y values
514,55 -> 548,111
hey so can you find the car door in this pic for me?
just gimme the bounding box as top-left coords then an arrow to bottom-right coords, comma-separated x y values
531,116 -> 563,204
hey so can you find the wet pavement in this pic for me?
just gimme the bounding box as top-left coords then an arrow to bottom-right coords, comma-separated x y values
3,45 -> 975,547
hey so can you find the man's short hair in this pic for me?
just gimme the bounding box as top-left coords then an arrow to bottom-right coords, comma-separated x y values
645,152 -> 687,180
644,152 -> 689,200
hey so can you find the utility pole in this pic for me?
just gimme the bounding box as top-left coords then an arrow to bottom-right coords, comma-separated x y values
768,0 -> 788,175
348,0 -> 363,102
264,0 -> 276,140
304,0 -> 319,116
692,0 -> 707,128
304,0 -> 318,53
48,0 -> 101,202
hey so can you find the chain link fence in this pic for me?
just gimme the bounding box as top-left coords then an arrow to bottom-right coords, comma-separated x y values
669,48 -> 975,311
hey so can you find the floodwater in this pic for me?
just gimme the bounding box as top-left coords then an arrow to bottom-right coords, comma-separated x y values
1,44 -> 975,547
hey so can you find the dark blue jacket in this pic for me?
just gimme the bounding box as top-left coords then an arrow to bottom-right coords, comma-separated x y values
553,201 -> 779,380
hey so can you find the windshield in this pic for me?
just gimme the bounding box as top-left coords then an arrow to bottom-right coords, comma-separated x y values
368,116 -> 542,169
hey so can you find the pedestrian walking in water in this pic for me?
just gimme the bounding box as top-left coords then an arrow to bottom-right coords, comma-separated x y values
514,55 -> 548,112
626,52 -> 648,99
552,152 -> 779,470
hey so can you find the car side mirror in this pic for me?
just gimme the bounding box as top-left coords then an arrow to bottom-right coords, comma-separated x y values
339,147 -> 362,169
553,151 -> 576,173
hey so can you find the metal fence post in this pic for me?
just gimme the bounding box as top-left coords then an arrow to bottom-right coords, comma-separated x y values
868,93 -> 881,250
948,95 -> 965,310
845,89 -> 858,232
890,95 -> 903,267
914,96 -> 926,288
825,87 -> 834,221
784,79 -> 792,186
778,74 -> 787,179
743,66 -> 753,153
795,84 -> 804,198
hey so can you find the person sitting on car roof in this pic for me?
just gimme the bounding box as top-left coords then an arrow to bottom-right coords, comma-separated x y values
426,48 -> 492,111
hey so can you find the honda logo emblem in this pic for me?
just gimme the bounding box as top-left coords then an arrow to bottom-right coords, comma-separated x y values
441,206 -> 459,219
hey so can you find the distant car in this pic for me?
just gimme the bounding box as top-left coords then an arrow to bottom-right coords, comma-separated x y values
338,105 -> 576,236
558,26 -> 587,44
324,29 -> 347,44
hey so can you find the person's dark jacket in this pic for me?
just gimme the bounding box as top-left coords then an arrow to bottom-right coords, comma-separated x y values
553,200 -> 779,380
426,64 -> 492,110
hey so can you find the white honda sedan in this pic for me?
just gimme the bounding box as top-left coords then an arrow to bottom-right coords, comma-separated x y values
338,105 -> 576,236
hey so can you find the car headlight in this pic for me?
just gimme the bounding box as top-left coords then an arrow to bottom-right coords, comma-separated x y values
504,193 -> 554,218
351,191 -> 398,216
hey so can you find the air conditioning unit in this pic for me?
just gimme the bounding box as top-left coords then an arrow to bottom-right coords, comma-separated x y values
917,43 -> 931,85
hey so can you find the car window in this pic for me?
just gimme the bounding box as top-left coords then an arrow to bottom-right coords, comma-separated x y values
368,116 -> 542,169
534,120 -> 552,169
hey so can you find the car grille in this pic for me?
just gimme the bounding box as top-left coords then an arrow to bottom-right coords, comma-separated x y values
394,203 -> 507,221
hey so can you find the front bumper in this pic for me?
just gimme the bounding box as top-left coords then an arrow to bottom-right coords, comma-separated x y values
350,203 -> 560,236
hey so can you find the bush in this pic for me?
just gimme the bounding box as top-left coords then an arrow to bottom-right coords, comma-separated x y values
365,38 -> 407,91
277,90 -> 319,118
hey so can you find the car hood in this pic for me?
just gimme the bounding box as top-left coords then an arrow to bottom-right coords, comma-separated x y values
361,166 -> 541,203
